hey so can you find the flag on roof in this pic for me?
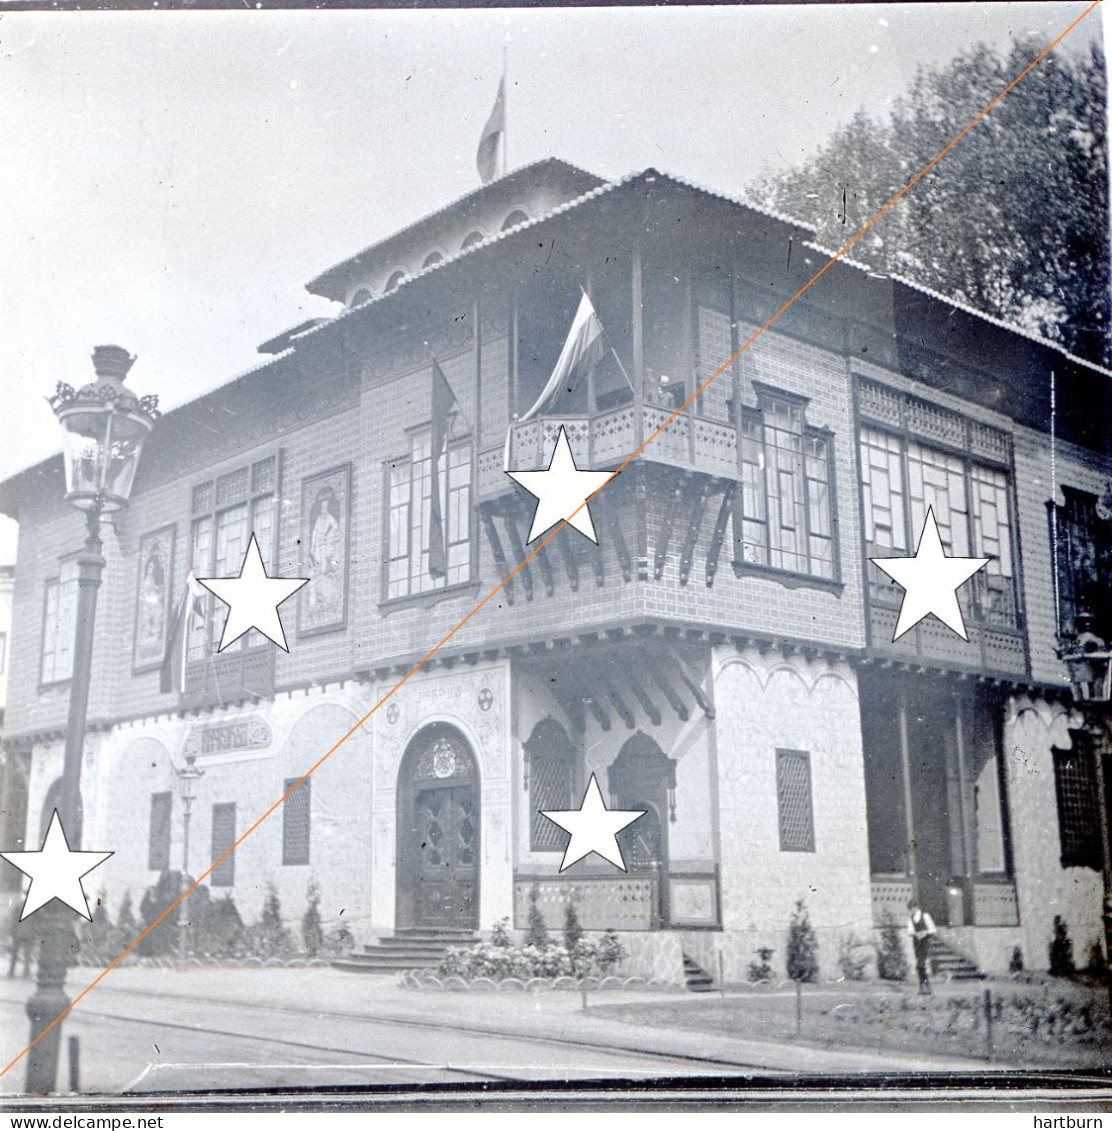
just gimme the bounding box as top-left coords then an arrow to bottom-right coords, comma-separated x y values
476,75 -> 506,185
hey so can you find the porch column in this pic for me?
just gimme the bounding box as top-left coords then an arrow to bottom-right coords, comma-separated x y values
897,688 -> 919,892
952,690 -> 976,924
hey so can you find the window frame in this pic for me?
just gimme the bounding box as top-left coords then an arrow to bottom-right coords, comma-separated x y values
775,748 -> 816,853
731,384 -> 840,586
281,778 -> 312,866
148,791 -> 173,872
210,801 -> 237,887
856,378 -> 1021,634
1051,737 -> 1102,871
1049,486 -> 1112,640
381,424 -> 475,606
524,719 -> 577,853
39,556 -> 79,688
186,454 -> 280,669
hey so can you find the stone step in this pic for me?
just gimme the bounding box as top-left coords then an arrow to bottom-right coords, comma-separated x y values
682,953 -> 715,993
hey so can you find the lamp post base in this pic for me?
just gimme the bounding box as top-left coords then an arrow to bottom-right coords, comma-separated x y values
23,907 -> 77,1096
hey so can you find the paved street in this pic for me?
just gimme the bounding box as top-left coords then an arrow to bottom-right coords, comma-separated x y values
0,965 -> 1005,1098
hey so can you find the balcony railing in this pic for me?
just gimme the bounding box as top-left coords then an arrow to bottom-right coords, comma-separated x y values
479,405 -> 739,497
514,873 -> 656,932
183,645 -> 276,710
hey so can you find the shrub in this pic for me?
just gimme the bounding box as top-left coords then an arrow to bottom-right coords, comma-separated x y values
115,892 -> 138,954
137,871 -> 185,956
196,894 -> 244,958
252,882 -> 293,958
837,933 -> 871,981
596,930 -> 627,975
527,884 -> 550,949
787,899 -> 819,983
748,947 -> 775,982
876,911 -> 908,982
1009,945 -> 1025,974
302,878 -> 324,957
1084,942 -> 1106,974
1049,916 -> 1075,978
490,917 -> 513,948
563,899 -> 584,951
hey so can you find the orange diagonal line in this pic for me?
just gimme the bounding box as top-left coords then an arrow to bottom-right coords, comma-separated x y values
2,0 -> 1100,1080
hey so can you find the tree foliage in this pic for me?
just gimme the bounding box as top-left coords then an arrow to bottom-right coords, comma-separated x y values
750,39 -> 1109,366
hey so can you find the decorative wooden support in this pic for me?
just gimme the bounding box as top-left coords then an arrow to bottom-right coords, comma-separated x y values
678,480 -> 711,586
603,499 -> 632,582
549,676 -> 586,734
556,529 -> 580,592
654,473 -> 688,580
597,670 -> 636,730
675,659 -> 714,719
481,509 -> 514,605
501,506 -> 534,602
642,651 -> 689,722
705,485 -> 734,588
586,535 -> 605,587
626,669 -> 662,727
535,539 -> 556,597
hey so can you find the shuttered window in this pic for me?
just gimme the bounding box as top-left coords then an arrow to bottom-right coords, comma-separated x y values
210,802 -> 237,887
148,792 -> 173,872
776,749 -> 815,852
282,779 -> 311,866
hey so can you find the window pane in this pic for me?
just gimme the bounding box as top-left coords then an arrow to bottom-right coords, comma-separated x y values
282,779 -> 311,866
212,504 -> 249,649
187,516 -> 213,662
777,749 -> 815,852
696,306 -> 732,421
211,802 -> 237,887
148,791 -> 173,872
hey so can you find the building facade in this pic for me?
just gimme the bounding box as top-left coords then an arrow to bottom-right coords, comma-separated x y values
2,159 -> 1110,980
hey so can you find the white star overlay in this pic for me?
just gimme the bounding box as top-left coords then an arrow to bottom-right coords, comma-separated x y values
198,534 -> 308,652
870,507 -> 989,641
1,811 -> 112,922
506,426 -> 616,544
541,775 -> 646,873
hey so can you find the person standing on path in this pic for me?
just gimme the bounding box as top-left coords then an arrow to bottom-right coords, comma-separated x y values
907,901 -> 937,995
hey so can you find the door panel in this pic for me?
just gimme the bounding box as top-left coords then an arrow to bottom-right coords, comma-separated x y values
414,785 -> 478,929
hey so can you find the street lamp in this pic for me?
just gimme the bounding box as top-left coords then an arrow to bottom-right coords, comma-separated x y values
24,346 -> 157,1095
1058,611 -> 1112,985
173,752 -> 205,962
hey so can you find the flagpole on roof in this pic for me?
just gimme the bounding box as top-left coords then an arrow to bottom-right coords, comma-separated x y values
502,43 -> 509,178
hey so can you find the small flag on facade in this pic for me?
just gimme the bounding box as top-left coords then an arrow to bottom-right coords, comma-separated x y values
476,75 -> 506,186
427,359 -> 458,581
159,571 -> 206,694
521,291 -> 606,422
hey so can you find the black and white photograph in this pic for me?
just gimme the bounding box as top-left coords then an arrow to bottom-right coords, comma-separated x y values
0,0 -> 1109,1114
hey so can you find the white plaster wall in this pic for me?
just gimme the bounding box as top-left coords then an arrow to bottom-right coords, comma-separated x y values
711,647 -> 873,981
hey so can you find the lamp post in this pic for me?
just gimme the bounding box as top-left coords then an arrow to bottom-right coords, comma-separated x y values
173,752 -> 205,962
24,347 -> 157,1095
1058,611 -> 1112,986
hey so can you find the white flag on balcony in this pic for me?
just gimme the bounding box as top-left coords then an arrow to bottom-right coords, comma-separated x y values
520,290 -> 605,423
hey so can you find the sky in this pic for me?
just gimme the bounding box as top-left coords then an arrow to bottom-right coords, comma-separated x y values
0,2 -> 1105,562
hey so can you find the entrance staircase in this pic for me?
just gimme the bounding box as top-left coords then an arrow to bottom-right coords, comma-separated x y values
332,928 -> 478,975
931,935 -> 982,981
682,952 -> 715,992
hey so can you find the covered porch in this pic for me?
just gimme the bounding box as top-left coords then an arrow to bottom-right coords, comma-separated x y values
859,665 -> 1019,929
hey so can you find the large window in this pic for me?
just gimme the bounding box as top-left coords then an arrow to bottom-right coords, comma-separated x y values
40,558 -> 78,685
1051,487 -> 1112,639
733,388 -> 835,580
1052,735 -> 1103,871
387,430 -> 472,600
187,456 -> 278,662
858,380 -> 1017,630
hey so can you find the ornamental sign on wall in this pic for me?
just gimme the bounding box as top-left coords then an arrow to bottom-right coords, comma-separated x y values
182,716 -> 273,761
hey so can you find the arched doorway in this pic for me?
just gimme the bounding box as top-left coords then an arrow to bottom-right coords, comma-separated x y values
396,725 -> 480,931
608,732 -> 676,929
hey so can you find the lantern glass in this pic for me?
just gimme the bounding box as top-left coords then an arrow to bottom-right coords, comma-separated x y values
57,401 -> 152,513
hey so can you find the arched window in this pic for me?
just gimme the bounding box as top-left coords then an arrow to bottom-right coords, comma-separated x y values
349,286 -> 374,308
461,230 -> 486,251
501,209 -> 530,231
384,269 -> 407,292
524,718 -> 576,851
421,251 -> 445,269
